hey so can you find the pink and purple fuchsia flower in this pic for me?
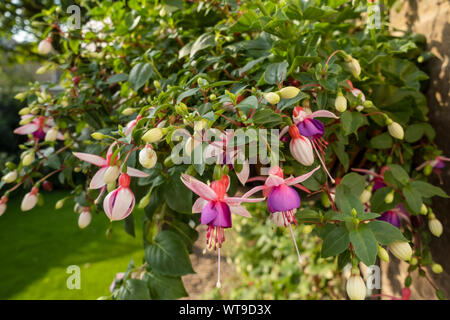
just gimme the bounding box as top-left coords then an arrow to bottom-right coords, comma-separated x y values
243,165 -> 320,264
14,115 -> 64,141
292,106 -> 338,183
180,173 -> 265,288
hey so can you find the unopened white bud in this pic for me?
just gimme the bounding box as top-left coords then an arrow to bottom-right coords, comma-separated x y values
37,38 -> 53,55
279,86 -> 300,99
335,94 -> 347,112
103,166 -> 120,184
346,275 -> 366,300
388,241 -> 412,261
78,210 -> 92,229
45,127 -> 59,142
377,246 -> 389,262
122,108 -> 136,116
142,128 -> 163,143
139,146 -> 157,169
21,191 -> 39,211
387,122 -> 404,140
263,92 -> 280,105
429,218 -> 443,237
2,171 -> 17,184
22,152 -> 35,166
359,189 -> 372,203
346,57 -> 361,78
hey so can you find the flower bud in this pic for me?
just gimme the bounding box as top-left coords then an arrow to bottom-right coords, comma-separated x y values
263,92 -> 280,105
45,127 -> 59,142
431,263 -> 443,274
194,119 -> 207,131
78,209 -> 92,229
377,246 -> 389,262
21,187 -> 39,211
335,93 -> 347,112
209,94 -> 217,101
423,164 -> 433,176
18,107 -> 30,115
20,116 -> 34,126
153,80 -> 161,90
0,196 -> 8,216
103,166 -> 120,184
410,257 -> 418,265
142,128 -> 163,143
37,38 -> 53,55
388,241 -> 412,261
138,194 -> 151,209
384,191 -> 394,204
428,218 -> 443,237
55,199 -> 65,210
22,152 -> 35,166
15,92 -> 27,101
175,102 -> 188,115
420,204 -> 428,215
139,145 -> 157,169
122,108 -> 136,116
346,57 -> 361,78
387,121 -> 404,140
279,86 -> 300,99
2,171 -> 17,184
346,275 -> 366,300
359,188 -> 372,203
91,132 -> 105,140
36,65 -> 48,75
321,192 -> 331,208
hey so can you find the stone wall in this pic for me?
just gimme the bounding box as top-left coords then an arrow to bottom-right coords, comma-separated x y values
383,0 -> 450,299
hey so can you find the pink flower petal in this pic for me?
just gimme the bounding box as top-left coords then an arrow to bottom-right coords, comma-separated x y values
111,188 -> 134,221
90,167 -> 107,189
309,110 -> 339,119
225,196 -> 265,204
192,197 -> 208,213
180,174 -> 218,201
14,123 -> 39,135
265,175 -> 285,187
236,160 -> 250,185
73,152 -> 106,167
241,185 -> 266,199
103,190 -> 114,219
229,204 -> 251,218
285,166 -> 321,186
127,167 -> 149,177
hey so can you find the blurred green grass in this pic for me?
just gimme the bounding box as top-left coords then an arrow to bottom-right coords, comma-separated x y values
0,190 -> 144,299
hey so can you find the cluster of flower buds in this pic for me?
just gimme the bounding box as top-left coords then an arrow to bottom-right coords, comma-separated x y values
263,86 -> 300,105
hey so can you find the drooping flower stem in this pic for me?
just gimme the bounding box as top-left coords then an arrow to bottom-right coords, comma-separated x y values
289,224 -> 302,266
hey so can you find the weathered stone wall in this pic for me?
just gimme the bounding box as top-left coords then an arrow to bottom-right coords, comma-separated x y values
383,0 -> 450,299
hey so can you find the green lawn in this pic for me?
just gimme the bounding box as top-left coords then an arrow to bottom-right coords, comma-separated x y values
0,190 -> 145,300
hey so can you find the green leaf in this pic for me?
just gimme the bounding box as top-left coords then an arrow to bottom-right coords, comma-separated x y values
297,208 -> 321,222
402,185 -> 422,214
349,224 -> 378,266
264,61 -> 288,85
321,225 -> 350,258
341,111 -> 365,136
368,220 -> 407,245
331,141 -> 349,171
404,123 -> 424,143
410,181 -> 448,198
335,172 -> 366,198
190,33 -> 215,58
145,231 -> 195,277
145,271 -> 188,300
117,279 -> 151,300
163,171 -> 193,214
107,73 -> 128,84
370,132 -> 393,149
388,164 -> 410,185
252,108 -> 284,127
129,62 -> 154,91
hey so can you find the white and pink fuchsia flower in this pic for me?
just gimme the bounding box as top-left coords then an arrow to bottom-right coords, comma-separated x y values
103,173 -> 135,221
73,143 -> 148,189
14,115 -> 64,141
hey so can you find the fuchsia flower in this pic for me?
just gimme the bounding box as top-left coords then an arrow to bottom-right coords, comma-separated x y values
244,166 -> 320,227
345,80 -> 366,111
377,203 -> 410,228
73,143 -> 148,189
181,174 -> 264,249
181,173 -> 264,288
204,130 -> 250,185
292,106 -> 338,183
103,173 -> 135,221
14,115 -> 64,141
